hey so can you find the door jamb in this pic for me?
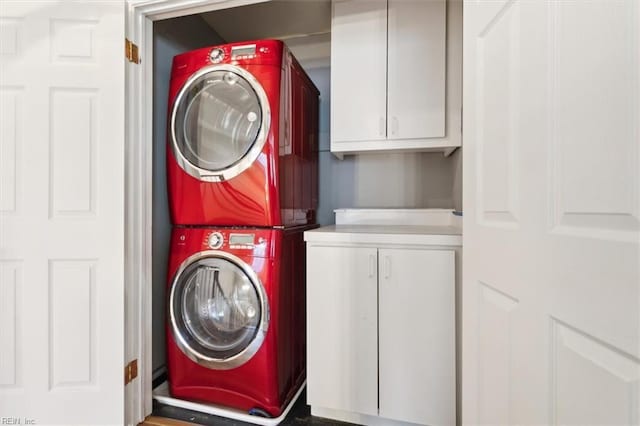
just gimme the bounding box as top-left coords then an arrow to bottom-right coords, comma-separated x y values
124,1 -> 271,424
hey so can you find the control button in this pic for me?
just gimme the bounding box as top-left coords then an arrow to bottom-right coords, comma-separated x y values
209,48 -> 224,63
208,232 -> 224,249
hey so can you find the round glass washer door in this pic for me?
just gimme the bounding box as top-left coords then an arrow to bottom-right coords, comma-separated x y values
169,251 -> 269,370
170,64 -> 270,182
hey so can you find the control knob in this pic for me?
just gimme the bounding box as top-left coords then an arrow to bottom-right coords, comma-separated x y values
207,232 -> 224,249
209,48 -> 224,63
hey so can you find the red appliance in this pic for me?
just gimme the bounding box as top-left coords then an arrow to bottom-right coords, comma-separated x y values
166,225 -> 314,416
167,40 -> 319,227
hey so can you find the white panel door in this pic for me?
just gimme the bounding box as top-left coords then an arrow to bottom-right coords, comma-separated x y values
331,0 -> 387,143
463,0 -> 639,424
378,248 -> 455,426
387,0 -> 446,140
0,1 -> 125,424
306,245 -> 378,416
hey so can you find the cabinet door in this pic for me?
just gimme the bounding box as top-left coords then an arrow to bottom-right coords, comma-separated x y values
379,248 -> 455,425
331,0 -> 387,143
306,245 -> 378,416
387,0 -> 446,139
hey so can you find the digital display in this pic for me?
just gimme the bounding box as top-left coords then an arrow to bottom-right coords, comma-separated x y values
230,234 -> 254,245
231,44 -> 256,58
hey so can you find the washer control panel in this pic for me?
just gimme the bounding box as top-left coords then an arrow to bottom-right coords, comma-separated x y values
201,230 -> 269,252
209,48 -> 225,63
229,233 -> 255,249
207,232 -> 224,249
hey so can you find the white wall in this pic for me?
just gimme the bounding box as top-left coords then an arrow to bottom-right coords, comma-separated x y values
152,16 -> 224,376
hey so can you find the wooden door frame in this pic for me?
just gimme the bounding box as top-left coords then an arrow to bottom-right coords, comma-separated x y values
124,1 -> 270,424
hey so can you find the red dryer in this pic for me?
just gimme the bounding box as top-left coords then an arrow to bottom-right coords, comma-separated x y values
166,225 -> 313,416
167,40 -> 320,227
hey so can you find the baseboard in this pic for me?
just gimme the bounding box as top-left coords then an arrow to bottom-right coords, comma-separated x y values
152,380 -> 306,426
311,406 -> 422,426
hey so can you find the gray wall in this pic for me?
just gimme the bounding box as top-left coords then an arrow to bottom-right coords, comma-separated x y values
152,16 -> 224,376
451,148 -> 463,212
303,66 -> 459,225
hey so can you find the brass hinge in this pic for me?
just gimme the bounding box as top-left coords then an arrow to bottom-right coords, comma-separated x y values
124,359 -> 138,385
125,38 -> 140,64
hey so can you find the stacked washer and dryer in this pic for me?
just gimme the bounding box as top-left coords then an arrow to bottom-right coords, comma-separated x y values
165,40 -> 319,418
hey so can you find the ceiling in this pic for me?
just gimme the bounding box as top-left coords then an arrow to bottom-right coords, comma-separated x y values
200,0 -> 331,43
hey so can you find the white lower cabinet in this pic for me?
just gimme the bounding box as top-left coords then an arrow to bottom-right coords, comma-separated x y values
378,248 -> 455,425
307,246 -> 379,416
307,245 -> 456,426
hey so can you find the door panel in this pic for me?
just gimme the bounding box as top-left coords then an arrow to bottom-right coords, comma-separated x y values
387,0 -> 446,139
0,87 -> 22,213
474,0 -> 520,228
551,319 -> 640,425
476,282 -> 519,425
331,0 -> 387,143
306,245 -> 378,416
0,1 -> 124,423
464,0 -> 639,424
0,261 -> 20,387
549,0 -> 638,242
378,248 -> 455,426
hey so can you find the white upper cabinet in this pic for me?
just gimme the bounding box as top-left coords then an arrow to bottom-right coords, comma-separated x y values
331,0 -> 454,156
387,0 -> 446,140
330,0 -> 388,143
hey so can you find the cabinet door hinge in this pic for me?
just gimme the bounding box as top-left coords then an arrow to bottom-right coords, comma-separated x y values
125,38 -> 140,64
124,359 -> 138,385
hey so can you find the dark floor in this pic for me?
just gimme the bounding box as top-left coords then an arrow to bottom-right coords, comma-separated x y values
152,388 -> 356,426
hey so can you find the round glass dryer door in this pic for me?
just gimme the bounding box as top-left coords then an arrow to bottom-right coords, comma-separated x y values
170,65 -> 270,181
169,252 -> 269,370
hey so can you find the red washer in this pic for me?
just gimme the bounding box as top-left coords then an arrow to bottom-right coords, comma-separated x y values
166,225 -> 315,416
167,40 -> 320,226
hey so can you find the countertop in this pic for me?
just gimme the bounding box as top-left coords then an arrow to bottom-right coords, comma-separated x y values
304,224 -> 462,246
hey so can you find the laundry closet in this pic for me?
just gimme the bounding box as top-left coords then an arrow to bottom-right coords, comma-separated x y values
149,0 -> 462,423
3,0 -> 632,425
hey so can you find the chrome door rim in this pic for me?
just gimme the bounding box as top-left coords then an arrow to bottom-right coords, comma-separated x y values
169,250 -> 270,370
170,64 -> 271,182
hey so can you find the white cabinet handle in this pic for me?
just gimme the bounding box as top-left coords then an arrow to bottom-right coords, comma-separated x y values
379,117 -> 385,137
383,256 -> 391,279
391,116 -> 399,136
368,254 -> 376,278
